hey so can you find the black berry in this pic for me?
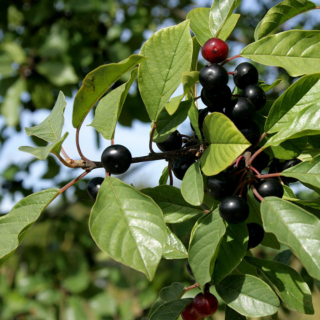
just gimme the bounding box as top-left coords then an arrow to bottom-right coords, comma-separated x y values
87,177 -> 104,201
234,62 -> 258,89
101,144 -> 132,174
199,64 -> 228,90
219,196 -> 249,224
225,97 -> 255,124
172,156 -> 196,180
193,292 -> 218,317
250,148 -> 270,172
280,159 -> 302,184
207,172 -> 236,200
256,178 -> 284,199
202,38 -> 229,64
156,130 -> 182,152
247,223 -> 265,249
239,121 -> 260,146
198,108 -> 212,131
201,86 -> 231,111
244,84 -> 266,110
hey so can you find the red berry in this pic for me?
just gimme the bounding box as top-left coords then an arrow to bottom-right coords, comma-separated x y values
181,303 -> 204,320
193,292 -> 219,317
202,38 -> 229,63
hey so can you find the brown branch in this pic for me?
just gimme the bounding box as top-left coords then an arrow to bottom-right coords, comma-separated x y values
60,147 -> 70,159
249,166 -> 261,176
183,283 -> 200,293
59,170 -> 91,194
247,148 -> 264,166
251,184 -> 264,202
255,172 -> 282,179
253,132 -> 268,148
76,125 -> 91,162
149,122 -> 158,154
221,54 -> 241,66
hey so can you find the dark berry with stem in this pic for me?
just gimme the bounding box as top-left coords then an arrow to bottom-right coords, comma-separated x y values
202,38 -> 229,64
256,178 -> 284,199
193,292 -> 219,317
219,196 -> 249,223
101,145 -> 132,174
181,303 -> 204,320
87,177 -> 104,201
225,97 -> 255,124
207,172 -> 236,200
280,159 -> 302,184
172,156 -> 196,180
239,121 -> 260,146
199,64 -> 228,90
156,130 -> 182,152
201,86 -> 232,111
247,223 -> 265,249
244,84 -> 267,110
234,62 -> 259,89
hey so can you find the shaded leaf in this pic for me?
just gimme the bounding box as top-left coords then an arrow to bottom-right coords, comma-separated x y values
188,101 -> 203,143
159,167 -> 169,185
159,282 -> 185,302
270,137 -> 308,160
273,249 -> 292,266
150,299 -> 193,320
225,305 -> 246,320
163,228 -> 188,260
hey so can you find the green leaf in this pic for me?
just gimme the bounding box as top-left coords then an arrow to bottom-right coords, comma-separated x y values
241,31 -> 320,77
191,37 -> 201,72
1,42 -> 26,64
233,253 -> 258,277
259,79 -> 283,92
273,249 -> 292,266
89,177 -> 166,280
209,0 -> 240,37
165,71 -> 198,115
225,305 -> 246,320
1,78 -> 26,126
141,186 -> 203,224
261,197 -> 320,281
25,91 -> 66,142
212,223 -> 249,284
36,61 -> 78,86
188,101 -> 203,143
245,257 -> 314,314
265,74 -> 320,133
201,113 -> 250,176
254,0 -> 316,40
138,21 -> 193,121
181,162 -> 204,206
188,209 -> 226,290
159,167 -> 169,185
163,228 -> 188,259
72,54 -> 145,128
216,274 -> 280,317
19,132 -> 69,161
153,100 -> 191,143
150,299 -> 193,320
159,283 -> 185,302
187,7 -> 240,46
90,68 -> 137,140
270,137 -> 308,160
0,188 -> 59,267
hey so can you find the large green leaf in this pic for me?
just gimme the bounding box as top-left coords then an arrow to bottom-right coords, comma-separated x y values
90,68 -> 137,140
261,197 -> 320,281
216,274 -> 280,317
0,188 -> 59,267
25,91 -> 66,142
270,137 -> 308,160
254,0 -> 316,40
19,132 -> 69,161
138,20 -> 193,121
225,305 -> 246,320
245,257 -> 314,314
89,177 -> 166,280
209,0 -> 240,38
181,162 -> 204,206
188,209 -> 226,290
163,227 -> 188,260
273,249 -> 293,266
201,113 -> 250,176
159,166 -> 169,185
188,101 -> 203,143
72,54 -> 144,128
150,299 -> 193,320
141,186 -> 203,224
241,31 -> 320,77
212,223 -> 248,284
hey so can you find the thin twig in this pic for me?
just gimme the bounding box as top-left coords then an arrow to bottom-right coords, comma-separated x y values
111,138 -> 115,146
247,148 -> 264,166
253,132 -> 268,149
168,161 -> 173,186
251,184 -> 264,202
59,171 -> 91,194
255,172 -> 282,179
249,166 -> 261,176
180,134 -> 191,139
235,155 -> 244,168
221,54 -> 241,66
76,126 -> 91,162
194,96 -> 201,101
228,71 -> 234,75
149,122 -> 157,154
183,283 -> 200,293
60,147 -> 70,159
233,167 -> 247,176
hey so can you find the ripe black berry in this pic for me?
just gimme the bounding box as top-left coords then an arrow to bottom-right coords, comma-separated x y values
234,62 -> 258,89
87,177 -> 104,201
239,121 -> 260,146
156,130 -> 182,152
193,292 -> 218,317
172,156 -> 196,180
279,159 -> 302,184
244,85 -> 266,110
207,172 -> 236,200
256,178 -> 284,199
101,144 -> 132,174
181,303 -> 203,320
199,64 -> 228,90
202,38 -> 229,64
219,196 -> 249,224
225,97 -> 255,124
198,108 -> 212,131
247,223 -> 265,249
250,148 -> 270,172
201,86 -> 231,111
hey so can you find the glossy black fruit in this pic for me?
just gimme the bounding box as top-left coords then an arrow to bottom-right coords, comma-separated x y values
244,85 -> 266,110
101,144 -> 132,174
225,97 -> 255,124
207,172 -> 235,200
201,86 -> 231,111
239,121 -> 260,146
202,37 -> 229,63
256,178 -> 284,199
250,148 -> 270,173
219,196 -> 249,224
233,62 -> 258,89
172,156 -> 196,180
280,159 -> 302,184
199,64 -> 228,90
247,223 -> 265,249
156,130 -> 182,152
87,177 -> 104,201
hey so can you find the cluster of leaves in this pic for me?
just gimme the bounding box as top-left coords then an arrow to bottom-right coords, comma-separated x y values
2,0 -> 320,319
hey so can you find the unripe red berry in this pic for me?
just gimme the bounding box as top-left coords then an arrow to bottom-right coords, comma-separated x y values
193,292 -> 219,317
181,303 -> 204,320
202,38 -> 229,63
